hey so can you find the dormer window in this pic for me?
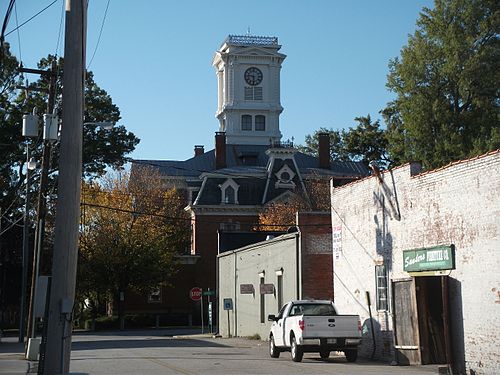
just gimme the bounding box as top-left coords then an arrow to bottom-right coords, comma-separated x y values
219,178 -> 239,204
275,165 -> 296,189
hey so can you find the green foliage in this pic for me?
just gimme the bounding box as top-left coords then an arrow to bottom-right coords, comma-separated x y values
0,52 -> 140,284
77,168 -> 190,311
385,0 -> 500,169
299,115 -> 390,168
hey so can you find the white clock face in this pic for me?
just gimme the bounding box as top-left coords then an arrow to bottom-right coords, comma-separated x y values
244,67 -> 263,86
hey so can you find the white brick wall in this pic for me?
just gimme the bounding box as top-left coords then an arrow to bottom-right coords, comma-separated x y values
331,151 -> 500,375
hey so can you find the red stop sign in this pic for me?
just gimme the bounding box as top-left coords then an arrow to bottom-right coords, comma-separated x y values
190,287 -> 202,301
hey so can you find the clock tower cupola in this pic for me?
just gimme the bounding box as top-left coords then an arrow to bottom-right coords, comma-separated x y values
212,35 -> 286,145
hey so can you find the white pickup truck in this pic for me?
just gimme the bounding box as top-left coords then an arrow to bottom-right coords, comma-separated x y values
267,300 -> 361,362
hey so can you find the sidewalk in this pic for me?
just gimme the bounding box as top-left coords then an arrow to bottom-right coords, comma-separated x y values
0,336 -> 35,375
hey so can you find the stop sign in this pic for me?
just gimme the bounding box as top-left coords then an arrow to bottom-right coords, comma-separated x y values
190,287 -> 202,301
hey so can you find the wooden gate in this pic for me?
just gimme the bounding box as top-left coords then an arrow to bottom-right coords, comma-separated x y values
393,279 -> 421,364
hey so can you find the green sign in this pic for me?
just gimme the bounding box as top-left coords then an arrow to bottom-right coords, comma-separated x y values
403,245 -> 455,272
203,290 -> 215,296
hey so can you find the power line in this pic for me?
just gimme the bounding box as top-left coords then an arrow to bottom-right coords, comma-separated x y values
1,0 -> 16,56
87,0 -> 110,69
13,1 -> 21,62
4,0 -> 60,37
80,200 -> 331,229
54,0 -> 65,57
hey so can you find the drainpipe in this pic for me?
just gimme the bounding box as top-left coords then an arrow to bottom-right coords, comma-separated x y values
295,233 -> 301,299
234,251 -> 237,337
366,291 -> 377,360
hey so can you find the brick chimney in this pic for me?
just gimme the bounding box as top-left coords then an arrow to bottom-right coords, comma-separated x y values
318,132 -> 330,169
215,132 -> 226,169
194,145 -> 204,157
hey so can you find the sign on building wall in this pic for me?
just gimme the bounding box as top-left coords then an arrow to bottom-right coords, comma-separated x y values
403,245 -> 455,272
260,283 -> 275,294
223,298 -> 233,310
332,224 -> 342,260
240,284 -> 254,294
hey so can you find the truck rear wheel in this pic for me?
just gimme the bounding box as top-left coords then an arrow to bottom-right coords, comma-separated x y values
269,335 -> 280,358
319,349 -> 330,359
291,335 -> 303,362
345,349 -> 358,362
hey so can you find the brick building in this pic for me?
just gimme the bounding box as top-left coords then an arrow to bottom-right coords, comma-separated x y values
127,35 -> 368,325
217,212 -> 333,339
330,151 -> 500,374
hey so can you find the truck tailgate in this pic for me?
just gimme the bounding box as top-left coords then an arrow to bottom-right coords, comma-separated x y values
302,315 -> 359,338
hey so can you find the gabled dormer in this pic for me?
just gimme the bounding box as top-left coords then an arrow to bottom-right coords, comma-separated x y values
262,143 -> 309,204
219,178 -> 240,204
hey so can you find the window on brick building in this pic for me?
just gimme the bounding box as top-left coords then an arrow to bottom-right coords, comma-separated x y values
148,287 -> 161,303
375,265 -> 388,311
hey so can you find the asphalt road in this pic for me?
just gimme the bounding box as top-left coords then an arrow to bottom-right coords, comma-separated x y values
64,329 -> 441,375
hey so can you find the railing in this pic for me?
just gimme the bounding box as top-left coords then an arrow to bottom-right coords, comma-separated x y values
225,35 -> 279,46
270,139 -> 294,148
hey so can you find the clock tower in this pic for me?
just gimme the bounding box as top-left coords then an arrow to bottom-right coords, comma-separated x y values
212,35 -> 286,145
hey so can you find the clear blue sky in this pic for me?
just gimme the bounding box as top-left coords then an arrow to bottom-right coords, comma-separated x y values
3,0 -> 434,161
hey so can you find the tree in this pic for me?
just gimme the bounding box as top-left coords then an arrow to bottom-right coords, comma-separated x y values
1,54 -> 139,211
299,115 -> 390,169
298,127 -> 348,162
258,193 -> 309,231
78,167 -> 190,328
0,51 -> 139,324
385,0 -> 500,169
258,176 -> 331,230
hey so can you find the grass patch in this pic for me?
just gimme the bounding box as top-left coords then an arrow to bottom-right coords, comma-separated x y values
246,333 -> 261,340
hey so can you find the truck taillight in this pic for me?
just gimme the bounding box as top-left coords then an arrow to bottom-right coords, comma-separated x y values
358,319 -> 362,332
299,319 -> 305,330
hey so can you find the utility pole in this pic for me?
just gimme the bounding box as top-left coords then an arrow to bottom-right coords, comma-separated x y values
24,60 -> 57,344
44,0 -> 86,373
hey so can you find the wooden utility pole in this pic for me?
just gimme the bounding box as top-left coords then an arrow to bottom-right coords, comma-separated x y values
43,0 -> 86,373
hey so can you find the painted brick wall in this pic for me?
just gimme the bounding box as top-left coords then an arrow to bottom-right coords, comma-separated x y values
330,151 -> 500,375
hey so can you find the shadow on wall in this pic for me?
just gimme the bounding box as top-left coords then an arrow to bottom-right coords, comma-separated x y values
374,213 -> 393,271
372,170 -> 402,272
360,317 -> 394,361
449,277 -> 465,374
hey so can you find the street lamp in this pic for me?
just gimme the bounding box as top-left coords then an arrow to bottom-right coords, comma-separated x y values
84,121 -> 115,130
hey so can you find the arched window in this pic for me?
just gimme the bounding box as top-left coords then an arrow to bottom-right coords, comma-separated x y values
225,185 -> 235,204
255,115 -> 265,131
219,179 -> 239,205
242,115 -> 252,131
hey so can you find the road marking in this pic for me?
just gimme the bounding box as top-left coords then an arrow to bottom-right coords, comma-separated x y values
146,357 -> 199,375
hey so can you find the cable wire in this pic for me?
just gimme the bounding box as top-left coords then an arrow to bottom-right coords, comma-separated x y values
4,0 -> 59,37
87,0 -> 110,69
54,0 -> 65,57
13,1 -> 22,62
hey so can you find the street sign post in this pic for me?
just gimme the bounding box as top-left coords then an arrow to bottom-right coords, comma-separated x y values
189,287 -> 202,301
189,287 -> 203,333
223,298 -> 233,338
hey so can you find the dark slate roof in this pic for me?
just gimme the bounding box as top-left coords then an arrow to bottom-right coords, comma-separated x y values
218,231 -> 286,253
133,144 -> 369,178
